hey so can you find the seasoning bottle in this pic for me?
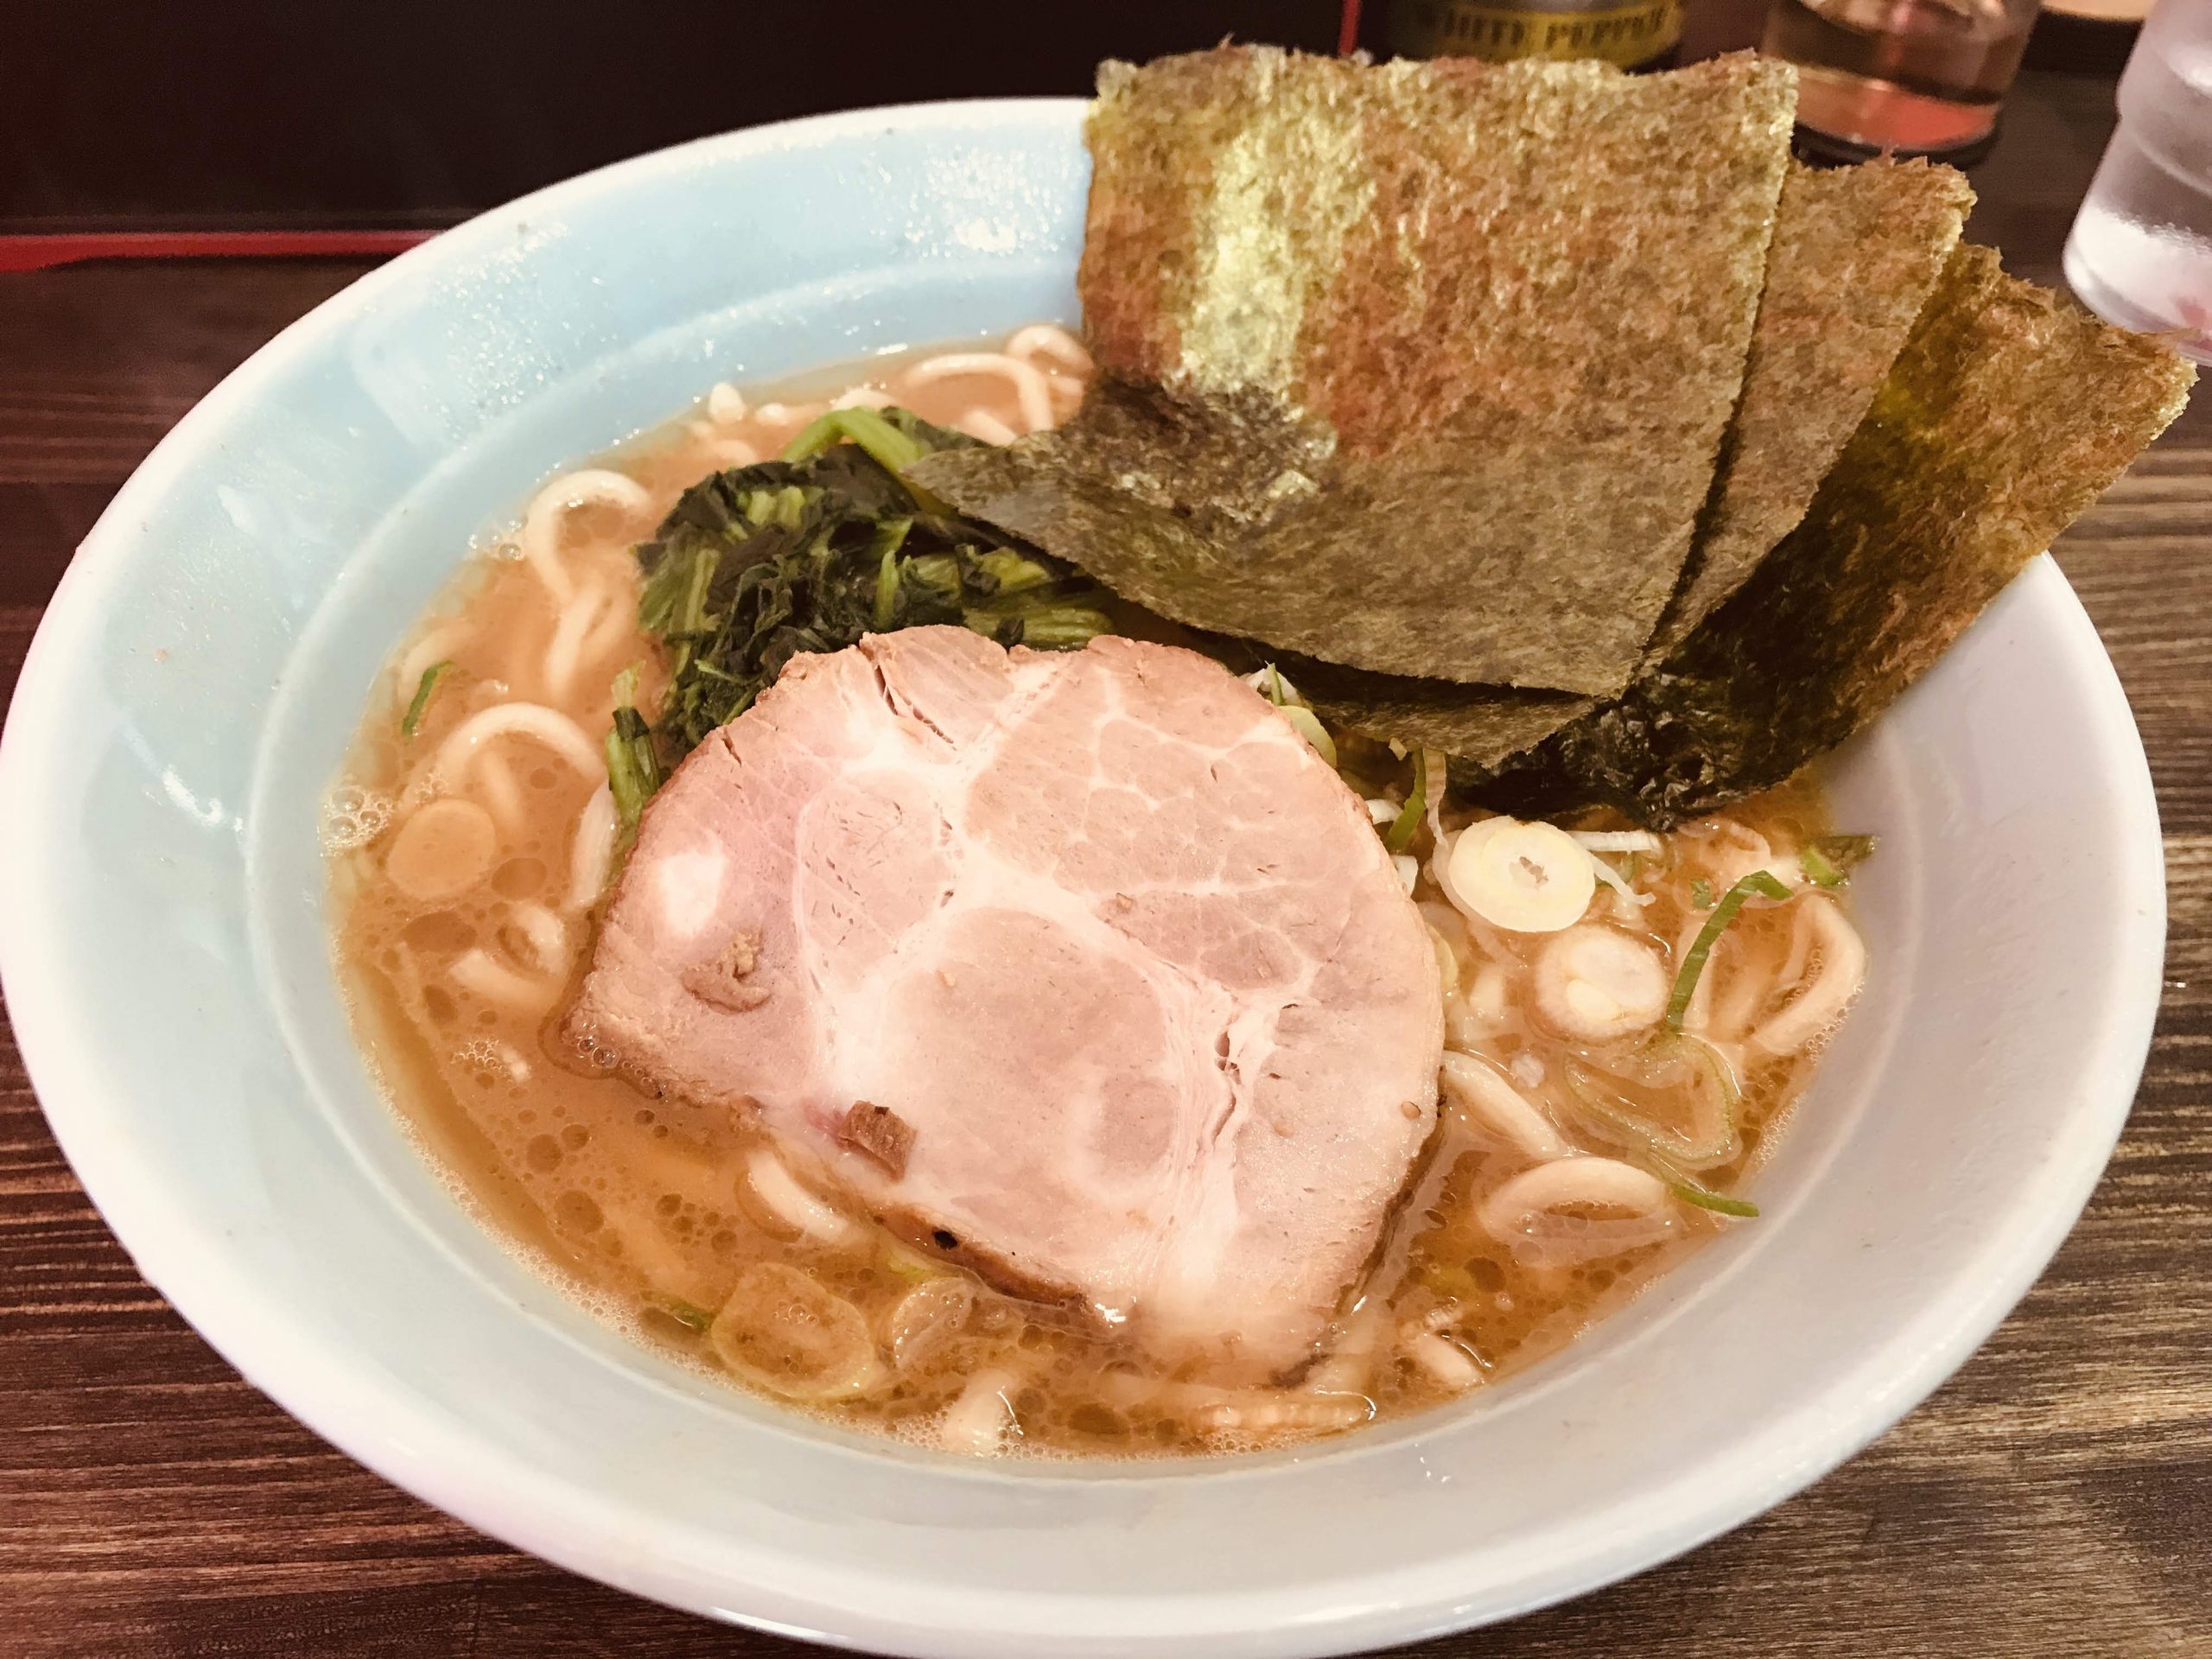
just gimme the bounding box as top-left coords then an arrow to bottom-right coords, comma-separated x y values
1362,0 -> 1686,70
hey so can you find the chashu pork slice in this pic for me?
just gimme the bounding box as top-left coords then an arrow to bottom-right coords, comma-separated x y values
568,627 -> 1443,1376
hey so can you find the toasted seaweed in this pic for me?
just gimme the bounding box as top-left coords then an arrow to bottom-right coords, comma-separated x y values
1294,658 -> 1596,772
1478,244 -> 2196,826
1292,156 -> 1974,763
1649,157 -> 1974,657
912,48 -> 1796,696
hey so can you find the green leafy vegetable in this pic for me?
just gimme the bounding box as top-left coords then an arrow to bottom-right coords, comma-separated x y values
604,665 -> 662,830
783,406 -> 927,474
1666,869 -> 1793,1032
628,408 -> 1112,778
1690,877 -> 1713,909
1383,747 -> 1428,855
400,660 -> 455,739
1799,833 -> 1876,888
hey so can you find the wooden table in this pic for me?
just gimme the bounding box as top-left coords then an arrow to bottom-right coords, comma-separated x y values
4,66 -> 2209,1659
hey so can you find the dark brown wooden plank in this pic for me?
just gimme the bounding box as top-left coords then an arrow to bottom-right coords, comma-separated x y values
2056,443 -> 2212,837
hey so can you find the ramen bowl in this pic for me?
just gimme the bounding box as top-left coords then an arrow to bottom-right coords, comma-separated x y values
0,101 -> 2165,1656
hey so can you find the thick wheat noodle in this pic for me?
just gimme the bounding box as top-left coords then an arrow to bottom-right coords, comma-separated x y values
682,419 -> 765,467
906,351 -> 1055,433
397,624 -> 467,705
469,749 -> 530,835
1304,1296 -> 1389,1394
939,1367 -> 1022,1453
1193,1390 -> 1370,1436
1751,897 -> 1868,1055
1708,926 -> 1787,1042
706,382 -> 747,424
753,401 -> 821,428
830,385 -> 895,410
505,903 -> 569,974
429,702 -> 606,789
1400,1309 -> 1484,1390
1440,1052 -> 1569,1160
385,940 -> 430,1027
566,785 -> 619,912
1702,821 -> 1781,891
1478,1158 -> 1678,1268
541,581 -> 613,702
1005,322 -> 1092,374
745,1149 -> 863,1245
580,579 -> 641,668
1776,896 -> 1816,991
1405,1331 -> 1482,1390
518,470 -> 652,602
1483,1156 -> 1669,1224
450,946 -> 560,1012
955,407 -> 1020,445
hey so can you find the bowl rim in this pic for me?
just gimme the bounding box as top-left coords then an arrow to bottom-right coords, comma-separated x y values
0,96 -> 2170,1657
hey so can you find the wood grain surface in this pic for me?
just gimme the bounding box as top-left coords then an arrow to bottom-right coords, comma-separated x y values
3,67 -> 2209,1659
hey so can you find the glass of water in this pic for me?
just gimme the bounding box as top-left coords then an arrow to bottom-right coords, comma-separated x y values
1762,0 -> 2044,162
2064,2 -> 2212,363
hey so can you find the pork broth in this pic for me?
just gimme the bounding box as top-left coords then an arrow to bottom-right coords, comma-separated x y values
328,329 -> 1865,1458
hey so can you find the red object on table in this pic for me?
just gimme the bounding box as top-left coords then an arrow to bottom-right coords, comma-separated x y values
0,229 -> 436,274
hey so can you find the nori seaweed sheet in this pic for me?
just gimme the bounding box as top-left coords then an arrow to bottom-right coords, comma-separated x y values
912,48 -> 1796,696
1649,157 -> 1974,656
1476,244 -> 2196,827
1293,156 -> 1974,764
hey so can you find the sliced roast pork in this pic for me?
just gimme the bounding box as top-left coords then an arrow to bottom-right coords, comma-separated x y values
568,627 -> 1443,1376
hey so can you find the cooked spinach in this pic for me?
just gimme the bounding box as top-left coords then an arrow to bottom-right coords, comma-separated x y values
619,408 -> 1111,822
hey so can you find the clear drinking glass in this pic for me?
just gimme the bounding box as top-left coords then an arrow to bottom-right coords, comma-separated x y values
2064,1 -> 2212,363
1761,0 -> 2045,162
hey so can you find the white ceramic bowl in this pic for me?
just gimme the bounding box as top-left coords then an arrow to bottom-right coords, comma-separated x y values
0,101 -> 2165,1656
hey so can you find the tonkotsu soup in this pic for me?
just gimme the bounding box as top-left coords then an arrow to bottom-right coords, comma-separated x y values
326,326 -> 1872,1459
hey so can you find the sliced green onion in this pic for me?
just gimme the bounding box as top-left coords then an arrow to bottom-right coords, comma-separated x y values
400,660 -> 455,738
1690,877 -> 1713,910
1384,748 -> 1427,855
660,1297 -> 714,1334
1274,702 -> 1338,768
1666,1177 -> 1760,1218
1666,870 -> 1794,1033
1560,1033 -> 1741,1171
1800,833 -> 1877,888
